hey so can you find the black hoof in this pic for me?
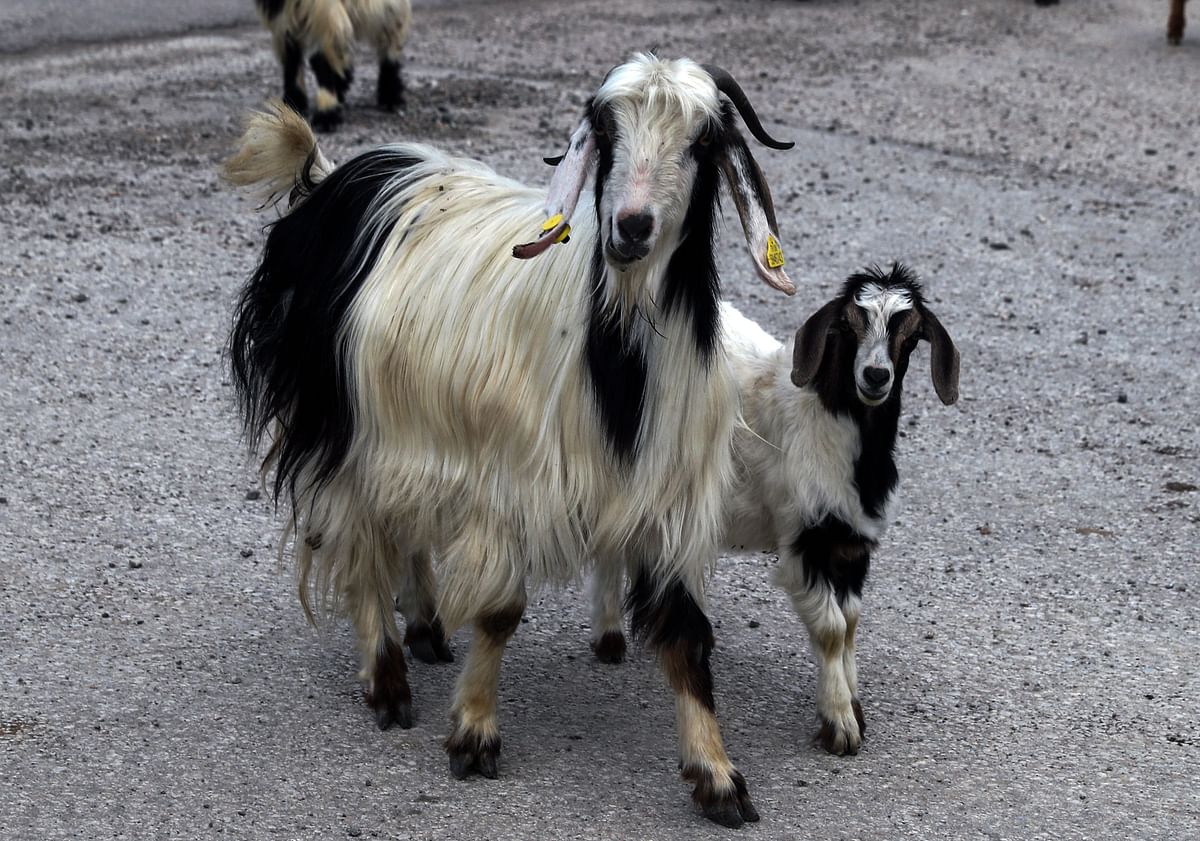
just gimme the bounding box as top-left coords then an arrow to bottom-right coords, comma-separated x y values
686,766 -> 758,828
852,698 -> 866,735
815,717 -> 860,756
591,630 -> 627,664
375,700 -> 413,731
311,106 -> 343,132
377,95 -> 406,113
406,619 -> 454,664
445,726 -> 501,780
366,637 -> 413,730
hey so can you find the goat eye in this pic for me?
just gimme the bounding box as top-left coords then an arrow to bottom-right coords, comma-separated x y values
697,128 -> 712,147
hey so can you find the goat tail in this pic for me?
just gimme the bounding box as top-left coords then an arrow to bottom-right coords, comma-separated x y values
223,100 -> 334,207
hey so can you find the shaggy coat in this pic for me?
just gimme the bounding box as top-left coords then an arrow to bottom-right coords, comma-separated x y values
226,54 -> 794,827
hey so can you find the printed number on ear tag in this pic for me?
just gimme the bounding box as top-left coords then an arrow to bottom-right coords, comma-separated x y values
766,235 -> 785,269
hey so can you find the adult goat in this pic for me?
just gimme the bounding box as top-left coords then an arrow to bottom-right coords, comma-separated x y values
225,54 -> 795,826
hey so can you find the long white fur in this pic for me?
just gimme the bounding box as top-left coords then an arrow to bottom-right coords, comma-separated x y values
232,56 -> 769,807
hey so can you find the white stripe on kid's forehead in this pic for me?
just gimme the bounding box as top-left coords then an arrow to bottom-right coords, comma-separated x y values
855,283 -> 913,334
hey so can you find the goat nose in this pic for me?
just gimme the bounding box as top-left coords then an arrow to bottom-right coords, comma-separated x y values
617,211 -> 654,244
863,366 -> 891,387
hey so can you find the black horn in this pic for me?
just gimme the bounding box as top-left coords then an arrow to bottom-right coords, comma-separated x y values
702,64 -> 794,150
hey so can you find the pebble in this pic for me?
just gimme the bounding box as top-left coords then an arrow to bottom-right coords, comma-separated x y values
245,489 -> 261,501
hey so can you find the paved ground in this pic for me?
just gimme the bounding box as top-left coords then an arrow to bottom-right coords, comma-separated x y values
1,1 -> 1197,839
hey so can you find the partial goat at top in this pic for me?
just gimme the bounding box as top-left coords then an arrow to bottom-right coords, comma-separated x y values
591,264 -> 960,757
225,54 -> 796,827
253,0 -> 412,130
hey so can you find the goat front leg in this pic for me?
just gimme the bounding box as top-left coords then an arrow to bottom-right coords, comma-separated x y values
629,570 -> 758,828
395,549 -> 453,664
589,558 -> 627,663
445,594 -> 525,780
776,546 -> 866,755
841,594 -> 866,739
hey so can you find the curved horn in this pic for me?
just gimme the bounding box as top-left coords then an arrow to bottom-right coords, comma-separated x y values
702,64 -> 794,150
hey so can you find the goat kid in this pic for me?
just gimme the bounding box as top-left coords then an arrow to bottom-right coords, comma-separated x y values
226,54 -> 795,827
591,264 -> 960,757
254,0 -> 412,130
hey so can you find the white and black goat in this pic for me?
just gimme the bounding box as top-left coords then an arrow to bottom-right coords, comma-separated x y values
225,54 -> 796,827
254,0 -> 412,130
590,264 -> 960,756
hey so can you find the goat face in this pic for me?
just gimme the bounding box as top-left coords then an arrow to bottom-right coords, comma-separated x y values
515,54 -> 796,295
791,264 -> 960,410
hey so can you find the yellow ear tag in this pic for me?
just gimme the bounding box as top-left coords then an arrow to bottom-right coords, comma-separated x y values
541,213 -> 570,245
765,234 -> 785,269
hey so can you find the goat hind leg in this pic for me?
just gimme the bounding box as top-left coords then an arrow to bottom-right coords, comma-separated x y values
589,558 -> 627,664
336,522 -> 417,730
629,571 -> 758,828
397,549 -> 453,664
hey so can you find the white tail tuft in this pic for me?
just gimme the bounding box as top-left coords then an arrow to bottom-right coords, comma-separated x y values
222,101 -> 334,207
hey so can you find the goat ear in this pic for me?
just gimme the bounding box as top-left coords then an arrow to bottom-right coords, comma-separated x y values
791,298 -> 841,388
720,130 -> 795,296
513,117 -> 596,259
922,308 -> 960,406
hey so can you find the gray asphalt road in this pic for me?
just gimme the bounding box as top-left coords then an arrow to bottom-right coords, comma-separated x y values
1,1 -> 1197,839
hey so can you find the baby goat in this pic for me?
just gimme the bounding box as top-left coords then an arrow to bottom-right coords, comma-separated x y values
591,264 -> 960,756
254,0 -> 412,130
226,54 -> 795,827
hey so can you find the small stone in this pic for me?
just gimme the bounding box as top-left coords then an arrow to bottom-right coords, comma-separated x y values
748,619 -> 760,629
1075,332 -> 1088,345
240,548 -> 254,558
71,292 -> 89,303
347,829 -> 362,838
244,489 -> 261,501
1165,481 -> 1198,493
129,560 -> 143,569
1116,392 -> 1128,404
988,241 -> 1010,251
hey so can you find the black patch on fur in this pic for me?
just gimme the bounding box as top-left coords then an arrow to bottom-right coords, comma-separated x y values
791,515 -> 875,603
377,59 -> 405,110
660,107 -> 735,362
584,100 -> 647,463
585,253 -> 648,463
229,148 -> 421,505
627,570 -> 716,711
256,0 -> 286,20
310,52 -> 352,102
281,35 -> 307,115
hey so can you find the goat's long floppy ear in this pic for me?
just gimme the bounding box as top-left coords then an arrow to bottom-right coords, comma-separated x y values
721,130 -> 795,296
791,298 -> 842,388
922,308 -> 960,405
513,117 -> 596,259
